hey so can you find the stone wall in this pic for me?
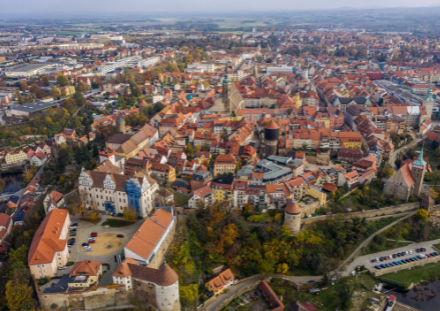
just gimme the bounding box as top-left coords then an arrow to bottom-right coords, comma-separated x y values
373,256 -> 440,277
149,222 -> 176,269
37,286 -> 133,311
301,202 -> 422,225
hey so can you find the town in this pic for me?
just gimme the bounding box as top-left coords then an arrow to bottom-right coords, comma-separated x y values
1,7 -> 440,311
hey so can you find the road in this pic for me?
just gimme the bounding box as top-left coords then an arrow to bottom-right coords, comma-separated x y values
389,139 -> 422,170
338,213 -> 415,275
344,238 -> 440,275
202,274 -> 322,311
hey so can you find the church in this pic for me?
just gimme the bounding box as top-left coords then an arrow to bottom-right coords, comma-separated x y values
383,149 -> 426,201
208,66 -> 244,114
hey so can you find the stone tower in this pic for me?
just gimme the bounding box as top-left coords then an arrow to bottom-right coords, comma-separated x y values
284,199 -> 302,236
116,117 -> 126,134
411,148 -> 427,197
423,84 -> 435,118
264,120 -> 279,157
222,65 -> 232,113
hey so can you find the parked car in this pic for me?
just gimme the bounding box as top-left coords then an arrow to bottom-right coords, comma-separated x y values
88,238 -> 95,242
85,248 -> 94,252
71,223 -> 78,227
82,243 -> 89,247
58,266 -> 67,270
90,232 -> 98,237
392,254 -> 397,258
117,234 -> 124,238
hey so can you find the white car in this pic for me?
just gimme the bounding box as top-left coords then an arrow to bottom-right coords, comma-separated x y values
58,266 -> 67,270
409,250 -> 412,254
88,238 -> 95,242
86,248 -> 93,252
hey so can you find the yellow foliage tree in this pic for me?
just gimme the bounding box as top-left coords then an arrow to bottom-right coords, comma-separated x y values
415,209 -> 429,222
276,263 -> 289,274
5,279 -> 35,311
123,206 -> 138,223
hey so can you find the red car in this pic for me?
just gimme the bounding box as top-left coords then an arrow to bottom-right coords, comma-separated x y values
90,232 -> 98,237
88,240 -> 96,243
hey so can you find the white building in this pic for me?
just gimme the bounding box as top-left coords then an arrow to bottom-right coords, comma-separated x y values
188,186 -> 214,209
30,151 -> 48,167
78,169 -> 158,217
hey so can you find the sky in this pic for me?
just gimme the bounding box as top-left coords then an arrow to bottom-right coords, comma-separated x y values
2,0 -> 440,16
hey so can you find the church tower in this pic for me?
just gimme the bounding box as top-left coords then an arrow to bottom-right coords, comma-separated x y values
411,148 -> 427,197
264,120 -> 279,157
423,84 -> 435,118
117,117 -> 126,134
222,65 -> 232,113
294,84 -> 301,108
284,199 -> 302,236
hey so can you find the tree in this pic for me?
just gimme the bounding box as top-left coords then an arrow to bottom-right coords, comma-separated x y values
16,91 -> 24,105
41,75 -> 50,86
72,91 -> 86,106
335,278 -> 353,311
185,143 -> 195,155
276,263 -> 289,274
415,209 -> 429,222
302,143 -> 308,150
5,279 -> 35,311
129,81 -> 141,97
92,144 -> 99,158
180,284 -> 198,310
56,74 -> 69,86
20,81 -> 28,91
123,207 -> 138,222
29,84 -> 43,98
50,86 -> 60,99
57,148 -> 71,172
75,82 -> 88,92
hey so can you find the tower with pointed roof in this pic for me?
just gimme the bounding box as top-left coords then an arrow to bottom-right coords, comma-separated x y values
411,148 -> 427,197
423,84 -> 435,118
117,116 -> 126,134
222,65 -> 232,113
284,199 -> 301,236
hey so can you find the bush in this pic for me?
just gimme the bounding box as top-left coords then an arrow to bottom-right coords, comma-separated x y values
51,303 -> 58,309
66,261 -> 74,266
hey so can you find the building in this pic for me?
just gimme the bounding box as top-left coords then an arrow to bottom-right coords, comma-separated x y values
43,190 -> 65,214
68,260 -> 103,288
205,269 -> 235,296
284,199 -> 301,236
0,213 -> 13,243
214,154 -> 237,177
337,148 -> 364,163
208,66 -> 244,113
384,149 -> 427,201
191,170 -> 212,191
258,281 -> 285,311
149,162 -> 176,183
264,120 -> 280,157
28,209 -> 70,279
188,186 -> 214,209
78,169 -> 158,217
124,207 -> 175,268
5,101 -> 58,117
4,149 -> 27,164
112,258 -> 180,311
30,151 -> 48,167
6,63 -> 52,77
212,176 -> 234,204
423,85 -> 435,117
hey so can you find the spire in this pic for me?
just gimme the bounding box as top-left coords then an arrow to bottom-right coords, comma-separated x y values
222,65 -> 231,86
413,147 -> 427,167
425,84 -> 434,102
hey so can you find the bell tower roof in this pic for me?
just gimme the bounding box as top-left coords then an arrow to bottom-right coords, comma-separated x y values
222,65 -> 231,86
413,148 -> 427,167
425,84 -> 435,102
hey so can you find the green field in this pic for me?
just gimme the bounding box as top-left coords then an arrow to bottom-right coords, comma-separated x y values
101,219 -> 133,227
379,262 -> 440,284
174,193 -> 189,206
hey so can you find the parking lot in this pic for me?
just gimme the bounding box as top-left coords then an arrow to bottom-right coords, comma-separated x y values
62,215 -> 144,286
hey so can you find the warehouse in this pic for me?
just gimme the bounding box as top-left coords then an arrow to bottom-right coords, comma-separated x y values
5,63 -> 52,77
5,101 -> 58,117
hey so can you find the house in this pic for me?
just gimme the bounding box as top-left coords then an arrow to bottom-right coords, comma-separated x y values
189,186 -> 214,209
258,281 -> 284,311
124,207 -> 175,268
28,209 -> 71,279
205,269 -> 235,296
171,180 -> 190,193
337,148 -> 363,163
30,151 -> 48,167
214,154 -> 237,177
0,213 -> 13,243
43,190 -> 65,214
4,149 -> 27,164
155,188 -> 175,207
190,170 -> 212,191
54,133 -> 67,145
212,176 -> 234,204
338,171 -> 360,189
68,260 -> 102,288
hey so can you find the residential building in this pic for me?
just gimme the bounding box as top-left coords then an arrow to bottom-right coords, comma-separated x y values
4,149 -> 27,164
213,154 -> 237,177
43,190 -> 65,214
212,176 -> 234,204
188,186 -> 214,209
30,151 -> 48,167
68,260 -> 102,288
205,269 -> 235,296
0,213 -> 13,243
28,209 -> 71,279
190,171 -> 212,191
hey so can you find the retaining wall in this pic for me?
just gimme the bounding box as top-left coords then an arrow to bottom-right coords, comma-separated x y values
372,256 -> 440,277
301,202 -> 423,225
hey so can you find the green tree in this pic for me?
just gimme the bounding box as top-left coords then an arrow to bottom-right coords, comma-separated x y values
129,81 -> 141,97
56,74 -> 69,86
186,143 -> 195,155
72,91 -> 86,106
75,82 -> 88,92
92,144 -> 99,158
154,102 -> 164,112
57,148 -> 70,172
16,91 -> 24,105
335,278 -> 353,311
415,209 -> 429,222
20,81 -> 27,91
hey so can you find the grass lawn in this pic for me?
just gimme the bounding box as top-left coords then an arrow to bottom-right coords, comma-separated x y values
101,219 -> 133,227
174,193 -> 189,206
362,241 -> 413,255
379,262 -> 440,284
433,243 -> 440,251
82,217 -> 101,224
269,274 -> 382,311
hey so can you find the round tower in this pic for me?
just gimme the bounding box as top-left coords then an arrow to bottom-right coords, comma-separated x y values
155,262 -> 181,311
264,120 -> 279,157
116,117 -> 126,134
423,84 -> 435,118
284,199 -> 302,236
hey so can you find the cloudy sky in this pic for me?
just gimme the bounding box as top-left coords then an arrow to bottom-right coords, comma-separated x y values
2,0 -> 440,15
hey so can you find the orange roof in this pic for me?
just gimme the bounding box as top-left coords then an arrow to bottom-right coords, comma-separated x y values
28,209 -> 69,265
265,120 -> 279,130
285,199 -> 301,214
70,260 -> 102,277
125,209 -> 173,260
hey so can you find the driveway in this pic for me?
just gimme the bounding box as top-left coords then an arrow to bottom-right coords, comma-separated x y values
65,215 -> 144,286
343,238 -> 440,276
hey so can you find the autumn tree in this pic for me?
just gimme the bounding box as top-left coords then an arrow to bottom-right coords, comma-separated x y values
40,75 -> 50,86
180,284 -> 198,310
29,84 -> 43,98
50,86 -> 60,99
5,279 -> 35,311
16,91 -> 24,104
20,81 -> 28,91
75,82 -> 88,92
123,206 -> 138,222
415,209 -> 429,222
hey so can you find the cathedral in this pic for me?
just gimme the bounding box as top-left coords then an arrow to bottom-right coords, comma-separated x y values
208,66 -> 244,114
383,149 -> 427,201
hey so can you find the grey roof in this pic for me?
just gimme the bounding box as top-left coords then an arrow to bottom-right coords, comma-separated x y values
255,159 -> 292,183
267,155 -> 292,166
335,96 -> 370,105
8,63 -> 51,73
236,165 -> 255,178
9,101 -> 58,113
192,170 -> 212,182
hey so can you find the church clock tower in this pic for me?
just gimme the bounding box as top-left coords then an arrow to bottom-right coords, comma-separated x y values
423,84 -> 435,118
411,148 -> 427,197
222,65 -> 232,113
